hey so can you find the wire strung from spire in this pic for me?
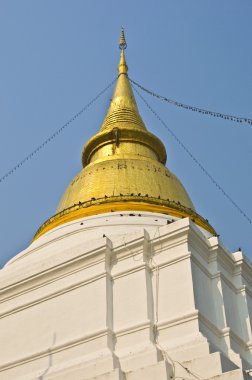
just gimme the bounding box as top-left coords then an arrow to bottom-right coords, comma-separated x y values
0,78 -> 117,185
129,78 -> 252,127
132,84 -> 252,226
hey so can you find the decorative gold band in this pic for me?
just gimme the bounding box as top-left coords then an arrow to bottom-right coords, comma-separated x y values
33,196 -> 216,241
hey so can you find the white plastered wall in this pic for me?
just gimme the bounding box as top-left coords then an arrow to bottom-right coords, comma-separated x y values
0,212 -> 251,380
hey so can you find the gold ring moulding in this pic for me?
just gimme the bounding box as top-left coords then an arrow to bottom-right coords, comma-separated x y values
34,196 -> 216,241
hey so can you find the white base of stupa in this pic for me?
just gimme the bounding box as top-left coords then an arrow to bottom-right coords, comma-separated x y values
0,212 -> 251,379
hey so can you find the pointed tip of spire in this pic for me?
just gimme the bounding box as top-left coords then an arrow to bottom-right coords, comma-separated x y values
118,27 -> 128,75
119,27 -> 127,50
100,28 -> 145,132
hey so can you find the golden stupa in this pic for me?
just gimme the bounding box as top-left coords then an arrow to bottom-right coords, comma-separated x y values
34,30 -> 215,240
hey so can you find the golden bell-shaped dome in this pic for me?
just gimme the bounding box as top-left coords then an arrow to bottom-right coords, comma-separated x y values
34,30 -> 215,240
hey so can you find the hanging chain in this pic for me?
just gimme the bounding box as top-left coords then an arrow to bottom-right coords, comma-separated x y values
129,78 -> 252,127
132,83 -> 252,226
0,77 -> 117,184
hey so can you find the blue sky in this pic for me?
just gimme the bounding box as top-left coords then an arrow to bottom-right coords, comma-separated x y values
0,0 -> 251,267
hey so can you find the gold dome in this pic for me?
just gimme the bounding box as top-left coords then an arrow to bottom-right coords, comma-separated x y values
34,31 -> 215,240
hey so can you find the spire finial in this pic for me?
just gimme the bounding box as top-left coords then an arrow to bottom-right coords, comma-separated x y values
119,27 -> 127,50
118,27 -> 128,75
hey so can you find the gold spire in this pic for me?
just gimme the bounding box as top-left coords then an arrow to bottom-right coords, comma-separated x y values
33,30 -> 216,241
100,28 -> 145,132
